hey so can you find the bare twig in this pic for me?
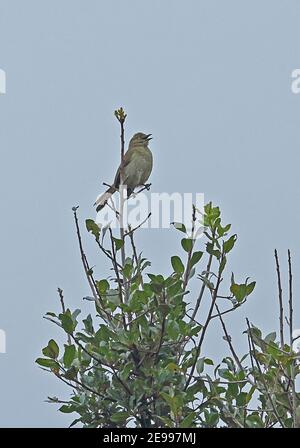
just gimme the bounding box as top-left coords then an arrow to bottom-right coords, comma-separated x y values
184,271 -> 222,390
246,318 -> 285,428
210,303 -> 242,320
183,205 -> 196,291
111,365 -> 132,396
123,213 -> 151,238
215,303 -> 243,371
116,109 -> 127,269
154,317 -> 166,364
108,227 -> 127,328
73,208 -> 101,310
274,249 -> 284,349
288,250 -> 298,427
190,229 -> 216,322
95,238 -> 122,270
128,230 -> 145,289
135,183 -> 152,195
57,288 -> 71,345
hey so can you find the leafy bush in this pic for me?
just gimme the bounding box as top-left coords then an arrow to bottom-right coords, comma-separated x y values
37,110 -> 300,428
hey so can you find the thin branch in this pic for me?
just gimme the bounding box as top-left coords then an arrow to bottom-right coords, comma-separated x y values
53,363 -> 109,400
288,250 -> 298,428
95,238 -> 122,270
57,288 -> 71,345
154,317 -> 166,364
190,229 -> 216,322
246,318 -> 285,428
117,110 -> 127,271
183,205 -> 196,291
184,271 -> 222,390
111,365 -> 132,396
123,213 -> 151,238
135,183 -> 152,195
128,228 -> 145,288
210,303 -> 242,320
108,227 -> 127,328
274,249 -> 284,349
247,331 -> 256,383
69,377 -> 107,399
73,207 -> 101,310
215,303 -> 243,371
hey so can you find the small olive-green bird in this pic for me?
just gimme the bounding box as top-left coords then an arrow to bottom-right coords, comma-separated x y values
94,132 -> 153,212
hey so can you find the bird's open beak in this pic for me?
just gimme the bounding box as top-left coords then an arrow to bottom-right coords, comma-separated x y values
145,134 -> 152,141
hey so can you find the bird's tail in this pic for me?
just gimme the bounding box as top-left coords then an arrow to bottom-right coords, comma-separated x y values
94,185 -> 116,212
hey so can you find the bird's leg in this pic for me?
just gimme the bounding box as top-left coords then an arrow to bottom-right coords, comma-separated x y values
135,183 -> 152,196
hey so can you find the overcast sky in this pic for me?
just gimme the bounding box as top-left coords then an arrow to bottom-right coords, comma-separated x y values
1,0 -> 300,427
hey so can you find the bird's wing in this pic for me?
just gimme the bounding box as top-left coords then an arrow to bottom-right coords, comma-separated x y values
94,149 -> 135,209
113,148 -> 135,188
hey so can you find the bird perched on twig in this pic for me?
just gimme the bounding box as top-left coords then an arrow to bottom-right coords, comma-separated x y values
94,132 -> 153,212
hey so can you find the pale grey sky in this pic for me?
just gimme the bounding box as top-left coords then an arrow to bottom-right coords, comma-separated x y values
0,0 -> 300,427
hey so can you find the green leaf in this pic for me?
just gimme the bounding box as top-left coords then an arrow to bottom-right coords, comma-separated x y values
230,283 -> 247,302
264,332 -> 276,344
171,256 -> 185,274
246,414 -> 263,428
198,274 -> 214,290
105,290 -> 120,307
172,222 -> 186,233
63,345 -> 76,368
189,251 -> 203,268
160,392 -> 180,414
167,280 -> 183,298
223,235 -> 237,253
64,366 -> 77,380
230,281 -> 255,302
181,238 -> 193,252
85,219 -> 100,240
246,281 -> 256,295
196,357 -> 205,374
167,320 -> 180,339
42,339 -> 59,359
59,405 -> 75,414
83,314 -> 94,334
236,392 -> 248,407
219,255 -> 227,274
69,418 -> 82,427
166,362 -> 182,373
217,223 -> 231,237
97,279 -> 109,294
121,362 -> 134,381
123,263 -> 133,279
246,385 -> 256,404
204,409 -> 219,427
180,411 -> 196,428
36,358 -> 60,369
110,412 -> 130,423
59,311 -> 75,334
113,237 -> 124,251
206,243 -> 221,259
204,358 -> 214,365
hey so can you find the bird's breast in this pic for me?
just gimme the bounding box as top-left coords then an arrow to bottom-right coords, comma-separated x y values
125,147 -> 153,188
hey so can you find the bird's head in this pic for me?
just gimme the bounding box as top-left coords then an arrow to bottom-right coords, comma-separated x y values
129,132 -> 152,148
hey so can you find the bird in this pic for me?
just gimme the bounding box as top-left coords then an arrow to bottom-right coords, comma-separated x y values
94,132 -> 153,212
